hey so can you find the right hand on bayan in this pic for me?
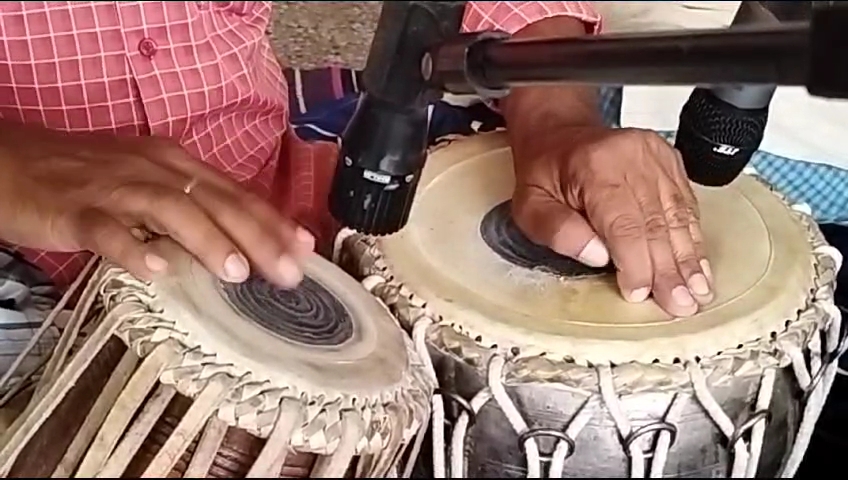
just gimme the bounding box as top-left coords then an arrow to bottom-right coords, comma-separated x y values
0,122 -> 314,288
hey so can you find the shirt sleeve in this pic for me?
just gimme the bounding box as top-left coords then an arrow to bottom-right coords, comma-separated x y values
462,2 -> 602,35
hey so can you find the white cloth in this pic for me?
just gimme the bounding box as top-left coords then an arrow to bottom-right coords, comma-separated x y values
596,1 -> 848,171
621,86 -> 848,170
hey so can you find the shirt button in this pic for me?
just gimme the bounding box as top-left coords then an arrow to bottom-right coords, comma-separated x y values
138,38 -> 158,58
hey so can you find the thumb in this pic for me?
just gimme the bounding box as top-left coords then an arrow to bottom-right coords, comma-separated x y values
512,193 -> 610,268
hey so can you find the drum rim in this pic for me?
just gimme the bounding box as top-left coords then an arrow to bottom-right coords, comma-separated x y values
92,247 -> 435,448
338,131 -> 840,377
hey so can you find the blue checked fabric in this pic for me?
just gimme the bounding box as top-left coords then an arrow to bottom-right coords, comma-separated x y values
599,86 -> 848,225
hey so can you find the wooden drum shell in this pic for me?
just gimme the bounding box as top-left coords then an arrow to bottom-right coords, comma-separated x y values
0,251 -> 435,478
7,338 -> 345,478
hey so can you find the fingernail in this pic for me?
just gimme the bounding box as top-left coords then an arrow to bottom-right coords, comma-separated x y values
688,273 -> 710,296
145,254 -> 168,273
223,253 -> 250,282
700,259 -> 713,283
672,285 -> 696,308
577,237 -> 610,268
277,256 -> 304,288
627,287 -> 650,303
295,226 -> 314,243
295,227 -> 316,252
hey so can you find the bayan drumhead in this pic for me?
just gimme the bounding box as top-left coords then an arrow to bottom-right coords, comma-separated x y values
145,241 -> 421,403
378,132 -> 817,364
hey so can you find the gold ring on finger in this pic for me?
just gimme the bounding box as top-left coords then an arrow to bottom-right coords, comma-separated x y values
183,177 -> 200,195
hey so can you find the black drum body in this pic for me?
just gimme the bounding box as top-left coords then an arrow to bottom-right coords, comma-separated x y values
424,345 -> 800,478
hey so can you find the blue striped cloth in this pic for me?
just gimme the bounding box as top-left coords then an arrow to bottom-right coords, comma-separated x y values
0,249 -> 60,394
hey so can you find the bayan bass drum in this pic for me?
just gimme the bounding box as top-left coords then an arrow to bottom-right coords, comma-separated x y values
336,132 -> 843,478
0,242 -> 434,478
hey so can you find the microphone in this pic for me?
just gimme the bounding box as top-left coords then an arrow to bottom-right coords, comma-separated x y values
674,2 -> 785,186
674,84 -> 775,186
328,2 -> 468,236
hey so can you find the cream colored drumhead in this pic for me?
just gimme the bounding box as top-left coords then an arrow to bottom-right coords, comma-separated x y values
147,241 -> 414,401
378,133 -> 816,364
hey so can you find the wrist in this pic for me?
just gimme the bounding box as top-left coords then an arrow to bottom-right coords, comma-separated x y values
501,83 -> 605,158
508,120 -> 604,164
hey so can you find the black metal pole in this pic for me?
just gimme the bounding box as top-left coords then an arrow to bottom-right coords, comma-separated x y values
427,22 -> 810,95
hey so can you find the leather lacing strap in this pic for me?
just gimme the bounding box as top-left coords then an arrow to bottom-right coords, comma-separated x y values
348,218 -> 845,478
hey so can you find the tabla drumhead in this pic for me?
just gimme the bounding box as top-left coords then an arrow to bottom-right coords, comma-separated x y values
378,133 -> 816,364
146,240 -> 412,400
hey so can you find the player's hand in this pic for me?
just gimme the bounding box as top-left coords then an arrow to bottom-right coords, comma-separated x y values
0,122 -> 313,287
511,126 -> 713,317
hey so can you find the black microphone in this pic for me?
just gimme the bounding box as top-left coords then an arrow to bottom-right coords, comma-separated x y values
675,84 -> 775,186
328,2 -> 468,236
674,2 -> 787,186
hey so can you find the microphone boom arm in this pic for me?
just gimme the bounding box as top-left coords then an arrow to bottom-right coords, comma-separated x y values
425,2 -> 847,100
329,1 -> 848,236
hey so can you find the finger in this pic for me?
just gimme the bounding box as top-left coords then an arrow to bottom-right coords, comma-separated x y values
110,183 -> 253,285
511,187 -> 609,267
232,190 -> 316,258
632,184 -> 698,317
690,222 -> 711,284
582,184 -> 653,303
145,140 -> 246,194
659,178 -> 712,304
153,148 -> 316,255
73,209 -> 166,282
670,151 -> 712,285
174,181 -> 306,288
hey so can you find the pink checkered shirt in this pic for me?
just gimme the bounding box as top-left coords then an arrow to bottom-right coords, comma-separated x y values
0,1 -> 599,288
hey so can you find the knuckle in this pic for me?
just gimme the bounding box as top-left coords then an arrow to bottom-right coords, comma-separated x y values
225,195 -> 283,244
688,202 -> 702,221
673,252 -> 701,270
690,232 -> 705,250
648,132 -> 671,149
575,135 -> 616,162
508,203 -> 548,245
643,213 -> 668,239
162,196 -> 220,236
690,239 -> 707,260
156,189 -> 194,212
638,129 -> 668,147
103,181 -> 144,205
627,128 -> 652,143
666,190 -> 686,207
653,267 -> 684,287
664,206 -> 692,229
622,128 -> 659,149
584,182 -> 627,211
606,214 -> 645,239
241,193 -> 271,214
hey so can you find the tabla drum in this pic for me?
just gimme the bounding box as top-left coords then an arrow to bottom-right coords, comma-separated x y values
335,131 -> 844,478
0,241 -> 435,478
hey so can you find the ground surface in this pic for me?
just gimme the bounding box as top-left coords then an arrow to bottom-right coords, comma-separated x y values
269,1 -> 381,69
